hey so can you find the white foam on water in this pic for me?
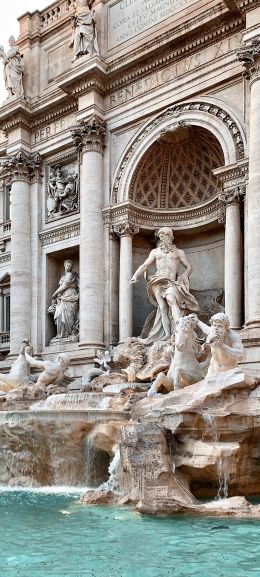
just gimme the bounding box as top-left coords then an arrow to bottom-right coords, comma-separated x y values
0,485 -> 88,495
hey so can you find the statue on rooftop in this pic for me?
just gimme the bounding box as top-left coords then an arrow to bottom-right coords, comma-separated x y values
130,227 -> 200,343
0,36 -> 24,99
70,0 -> 99,62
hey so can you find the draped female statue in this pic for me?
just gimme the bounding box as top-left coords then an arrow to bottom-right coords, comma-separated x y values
48,260 -> 79,342
70,0 -> 99,62
0,36 -> 24,98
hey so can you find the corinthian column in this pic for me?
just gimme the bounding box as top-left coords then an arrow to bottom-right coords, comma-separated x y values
2,151 -> 41,354
71,116 -> 106,347
238,39 -> 260,333
219,188 -> 243,329
114,222 -> 139,341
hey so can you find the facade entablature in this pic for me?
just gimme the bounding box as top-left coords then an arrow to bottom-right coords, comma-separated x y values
9,0 -> 253,107
102,198 -> 224,231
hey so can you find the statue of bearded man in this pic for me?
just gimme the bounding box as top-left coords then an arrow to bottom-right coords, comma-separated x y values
130,227 -> 199,343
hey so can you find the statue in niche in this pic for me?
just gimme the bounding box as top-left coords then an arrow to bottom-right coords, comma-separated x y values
47,165 -> 78,217
48,260 -> 79,343
0,36 -> 24,99
70,0 -> 99,62
130,227 -> 200,343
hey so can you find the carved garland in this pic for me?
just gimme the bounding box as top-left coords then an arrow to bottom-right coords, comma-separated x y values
112,102 -> 245,205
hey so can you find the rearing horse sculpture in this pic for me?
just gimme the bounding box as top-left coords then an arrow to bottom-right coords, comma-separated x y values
147,314 -> 208,397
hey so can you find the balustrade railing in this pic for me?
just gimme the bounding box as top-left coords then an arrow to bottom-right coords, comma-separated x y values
0,332 -> 10,349
3,221 -> 11,234
41,0 -> 74,29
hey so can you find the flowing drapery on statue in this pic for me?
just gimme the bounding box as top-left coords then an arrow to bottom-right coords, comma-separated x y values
70,0 -> 99,62
48,260 -> 79,343
130,227 -> 199,343
0,36 -> 24,98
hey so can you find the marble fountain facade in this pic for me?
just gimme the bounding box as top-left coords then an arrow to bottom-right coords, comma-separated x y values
0,0 -> 259,518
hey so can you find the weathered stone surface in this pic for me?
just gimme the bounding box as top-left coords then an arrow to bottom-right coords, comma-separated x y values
137,496 -> 260,518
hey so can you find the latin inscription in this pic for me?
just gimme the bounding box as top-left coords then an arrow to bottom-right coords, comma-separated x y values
108,0 -> 194,49
108,33 -> 243,108
33,114 -> 76,144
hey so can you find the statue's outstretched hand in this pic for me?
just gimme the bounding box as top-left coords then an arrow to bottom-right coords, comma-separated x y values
130,276 -> 138,284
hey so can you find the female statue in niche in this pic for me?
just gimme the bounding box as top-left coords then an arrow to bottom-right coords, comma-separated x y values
48,260 -> 79,342
0,36 -> 24,99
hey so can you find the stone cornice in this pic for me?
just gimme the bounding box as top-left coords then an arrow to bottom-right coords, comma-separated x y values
71,115 -> 106,153
39,221 -> 80,247
31,100 -> 78,130
0,151 -> 42,183
102,199 -> 223,231
106,17 -> 244,93
213,159 -> 248,197
233,0 -> 260,12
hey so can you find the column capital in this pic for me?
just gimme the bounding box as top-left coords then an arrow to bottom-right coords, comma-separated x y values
219,186 -> 245,206
237,37 -> 260,82
0,150 -> 42,184
112,222 -> 140,238
71,115 -> 106,154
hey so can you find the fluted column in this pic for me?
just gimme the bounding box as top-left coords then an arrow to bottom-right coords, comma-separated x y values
71,116 -> 105,347
114,222 -> 139,341
238,39 -> 260,332
219,188 -> 243,329
2,151 -> 41,354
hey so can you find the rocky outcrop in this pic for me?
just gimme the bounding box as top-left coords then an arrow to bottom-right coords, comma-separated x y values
116,369 -> 260,511
81,369 -> 260,517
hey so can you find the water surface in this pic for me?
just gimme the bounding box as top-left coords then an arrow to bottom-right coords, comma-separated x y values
0,490 -> 259,577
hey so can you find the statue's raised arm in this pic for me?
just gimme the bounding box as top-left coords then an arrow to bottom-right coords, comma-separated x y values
131,227 -> 199,344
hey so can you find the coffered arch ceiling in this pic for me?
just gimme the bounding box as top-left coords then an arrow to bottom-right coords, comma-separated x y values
129,126 -> 225,210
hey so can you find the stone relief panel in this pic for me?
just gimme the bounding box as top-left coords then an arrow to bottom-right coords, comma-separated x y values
45,154 -> 79,222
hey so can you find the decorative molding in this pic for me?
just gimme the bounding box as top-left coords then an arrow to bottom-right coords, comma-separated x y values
219,186 -> 245,205
0,111 -> 31,134
31,101 -> 78,130
213,159 -> 248,190
112,101 -> 246,204
112,222 -> 140,238
39,221 -> 80,246
71,115 -> 106,153
0,151 -> 42,183
237,37 -> 260,82
106,19 -> 243,91
103,199 -> 223,231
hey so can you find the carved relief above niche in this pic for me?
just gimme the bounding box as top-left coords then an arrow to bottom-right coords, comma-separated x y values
129,126 -> 224,210
45,152 -> 79,222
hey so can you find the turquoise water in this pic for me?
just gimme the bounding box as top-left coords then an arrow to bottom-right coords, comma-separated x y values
0,490 -> 260,577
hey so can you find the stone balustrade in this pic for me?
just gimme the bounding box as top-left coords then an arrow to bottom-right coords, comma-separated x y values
40,0 -> 74,30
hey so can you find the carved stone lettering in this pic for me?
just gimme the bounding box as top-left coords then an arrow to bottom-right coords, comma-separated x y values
108,33 -> 242,108
108,0 -> 193,49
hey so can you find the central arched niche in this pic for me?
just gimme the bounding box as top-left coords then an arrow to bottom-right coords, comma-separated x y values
129,125 -> 224,209
129,125 -> 225,337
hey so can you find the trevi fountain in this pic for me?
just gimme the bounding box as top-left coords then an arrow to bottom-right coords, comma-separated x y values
0,0 -> 259,576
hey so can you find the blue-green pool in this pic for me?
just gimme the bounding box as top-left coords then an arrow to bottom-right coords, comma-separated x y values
0,490 -> 259,577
